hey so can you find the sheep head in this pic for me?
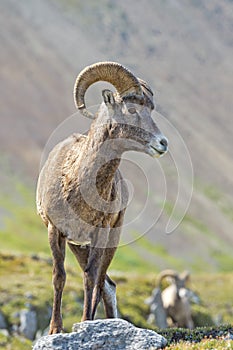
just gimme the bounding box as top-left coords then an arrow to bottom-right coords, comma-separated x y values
157,269 -> 190,289
74,61 -> 168,158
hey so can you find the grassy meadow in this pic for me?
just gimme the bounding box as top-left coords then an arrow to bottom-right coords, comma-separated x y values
0,179 -> 232,349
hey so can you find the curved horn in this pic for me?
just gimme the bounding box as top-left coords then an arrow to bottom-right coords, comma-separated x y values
74,61 -> 143,119
157,269 -> 178,286
179,270 -> 190,283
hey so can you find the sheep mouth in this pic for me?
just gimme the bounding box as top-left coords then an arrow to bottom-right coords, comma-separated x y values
149,145 -> 167,157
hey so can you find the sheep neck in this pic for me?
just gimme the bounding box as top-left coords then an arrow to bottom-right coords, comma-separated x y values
65,123 -> 122,206
81,123 -> 121,201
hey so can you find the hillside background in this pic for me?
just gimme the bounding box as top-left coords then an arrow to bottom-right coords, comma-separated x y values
0,0 -> 233,275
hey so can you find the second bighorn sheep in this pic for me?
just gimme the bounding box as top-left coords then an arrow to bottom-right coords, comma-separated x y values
36,61 -> 168,334
158,270 -> 197,328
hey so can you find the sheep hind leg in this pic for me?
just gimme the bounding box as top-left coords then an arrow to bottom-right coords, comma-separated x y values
67,243 -> 93,320
68,243 -> 117,319
80,247 -> 102,321
102,216 -> 123,318
48,223 -> 66,334
89,247 -> 117,320
102,274 -> 118,318
68,243 -> 102,320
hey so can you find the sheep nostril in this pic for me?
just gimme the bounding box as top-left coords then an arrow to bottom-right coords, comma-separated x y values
160,138 -> 168,148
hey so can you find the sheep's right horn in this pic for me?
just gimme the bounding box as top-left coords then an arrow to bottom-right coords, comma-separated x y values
74,61 -> 143,119
179,270 -> 190,282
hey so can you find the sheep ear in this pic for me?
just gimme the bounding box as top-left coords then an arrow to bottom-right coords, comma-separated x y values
102,89 -> 115,106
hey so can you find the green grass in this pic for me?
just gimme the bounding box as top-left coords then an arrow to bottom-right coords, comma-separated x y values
0,175 -> 232,349
0,253 -> 233,349
168,340 -> 233,349
175,340 -> 233,349
0,333 -> 31,350
164,330 -> 233,349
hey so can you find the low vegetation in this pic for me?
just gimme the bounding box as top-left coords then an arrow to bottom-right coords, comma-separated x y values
0,180 -> 232,349
0,253 -> 232,349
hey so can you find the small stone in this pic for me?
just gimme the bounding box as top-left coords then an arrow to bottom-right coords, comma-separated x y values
0,329 -> 9,337
0,311 -> 7,329
24,292 -> 34,300
19,309 -> 38,340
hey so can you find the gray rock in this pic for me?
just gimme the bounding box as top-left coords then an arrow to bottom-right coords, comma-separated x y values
0,311 -> 7,329
24,291 -> 35,300
33,318 -> 167,350
0,329 -> 9,337
19,309 -> 38,340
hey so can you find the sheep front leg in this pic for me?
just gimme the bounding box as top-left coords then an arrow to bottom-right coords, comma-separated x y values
48,223 -> 66,334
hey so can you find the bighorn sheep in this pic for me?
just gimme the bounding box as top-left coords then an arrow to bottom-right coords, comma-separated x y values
36,61 -> 168,334
146,269 -> 198,329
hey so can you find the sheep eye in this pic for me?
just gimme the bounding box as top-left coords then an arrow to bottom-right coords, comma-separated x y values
128,107 -> 136,114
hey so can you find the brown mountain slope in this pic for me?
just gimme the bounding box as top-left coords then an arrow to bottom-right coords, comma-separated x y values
0,0 -> 232,270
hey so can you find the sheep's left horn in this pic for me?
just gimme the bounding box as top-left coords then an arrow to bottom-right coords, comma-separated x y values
74,61 -> 143,119
157,269 -> 178,286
